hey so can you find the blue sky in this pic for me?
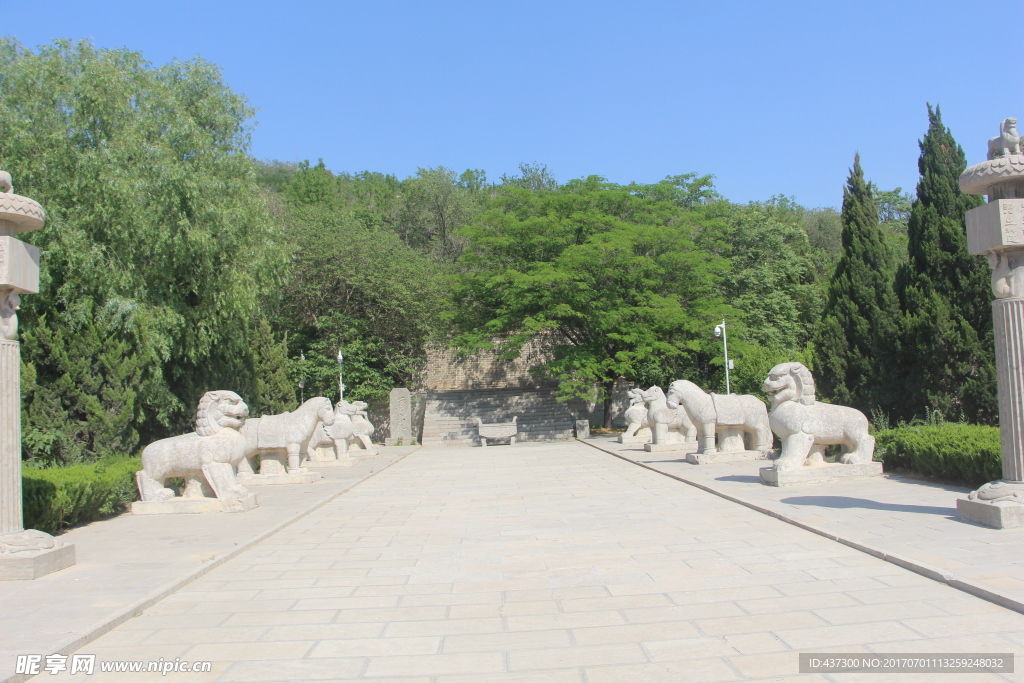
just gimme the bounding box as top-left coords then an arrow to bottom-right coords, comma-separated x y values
1,0 -> 1019,208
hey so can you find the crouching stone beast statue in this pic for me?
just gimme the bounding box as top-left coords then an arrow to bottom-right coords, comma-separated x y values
762,363 -> 874,471
136,391 -> 252,502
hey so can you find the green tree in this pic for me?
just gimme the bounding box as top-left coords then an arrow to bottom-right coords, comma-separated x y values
896,105 -> 995,423
250,316 -> 296,417
814,155 -> 901,415
0,38 -> 287,458
452,176 -> 732,426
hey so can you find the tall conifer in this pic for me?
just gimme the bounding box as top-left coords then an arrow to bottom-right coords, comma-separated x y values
896,105 -> 995,423
815,155 -> 901,416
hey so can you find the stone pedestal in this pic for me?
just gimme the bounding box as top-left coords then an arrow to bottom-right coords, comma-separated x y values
132,493 -> 260,515
617,430 -> 651,445
957,144 -> 1024,528
237,470 -> 320,486
575,420 -> 590,439
687,450 -> 771,465
385,388 -> 413,446
644,440 -> 699,454
760,462 -> 883,487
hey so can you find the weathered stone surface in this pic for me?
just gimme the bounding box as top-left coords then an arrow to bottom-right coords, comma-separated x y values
237,470 -> 321,486
617,432 -> 650,444
760,461 -> 882,486
957,497 -> 1024,529
477,416 -> 517,446
644,441 -> 699,454
574,420 -> 590,439
762,362 -> 875,476
385,388 -> 413,446
0,178 -> 74,580
959,126 -> 1024,528
242,397 -> 336,473
131,493 -> 260,515
137,391 -> 254,506
686,449 -> 771,465
665,380 -> 771,456
0,542 -> 75,581
643,385 -> 695,445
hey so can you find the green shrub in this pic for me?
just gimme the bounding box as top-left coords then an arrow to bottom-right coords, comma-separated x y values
874,424 -> 1001,487
22,456 -> 140,534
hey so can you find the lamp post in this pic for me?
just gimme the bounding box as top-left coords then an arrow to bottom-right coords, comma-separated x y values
337,349 -> 345,401
714,319 -> 731,395
298,350 -> 305,404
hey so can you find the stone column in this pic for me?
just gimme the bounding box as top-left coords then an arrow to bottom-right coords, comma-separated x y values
0,174 -> 76,578
956,122 -> 1024,529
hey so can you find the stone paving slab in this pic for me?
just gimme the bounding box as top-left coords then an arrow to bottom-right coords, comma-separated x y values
25,442 -> 1024,682
0,448 -> 415,683
583,436 -> 1024,614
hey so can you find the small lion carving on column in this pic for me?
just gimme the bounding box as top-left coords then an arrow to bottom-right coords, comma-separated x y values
762,363 -> 874,471
988,117 -> 1022,159
136,391 -> 251,502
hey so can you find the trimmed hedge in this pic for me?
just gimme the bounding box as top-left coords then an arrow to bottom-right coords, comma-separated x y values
22,456 -> 140,534
874,424 -> 1001,487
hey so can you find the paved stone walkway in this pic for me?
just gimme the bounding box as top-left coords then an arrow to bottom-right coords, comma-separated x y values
29,441 -> 1023,682
584,436 -> 1024,613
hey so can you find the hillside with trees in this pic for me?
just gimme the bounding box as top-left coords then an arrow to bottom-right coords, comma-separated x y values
0,38 -> 993,466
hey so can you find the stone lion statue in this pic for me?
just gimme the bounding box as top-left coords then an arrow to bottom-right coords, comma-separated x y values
0,170 -> 12,194
136,391 -> 251,502
988,117 -> 1022,159
762,363 -> 874,471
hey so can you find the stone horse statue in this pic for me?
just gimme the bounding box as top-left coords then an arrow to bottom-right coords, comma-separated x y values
136,391 -> 252,502
239,396 -> 335,475
307,398 -> 379,461
665,380 -> 772,454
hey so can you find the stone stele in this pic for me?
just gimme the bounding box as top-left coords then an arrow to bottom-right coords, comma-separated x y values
385,387 -> 413,446
956,117 -> 1024,529
0,174 -> 76,579
759,363 -> 880,487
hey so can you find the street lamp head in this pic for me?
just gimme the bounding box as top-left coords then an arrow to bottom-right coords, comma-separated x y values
714,325 -> 722,338
337,350 -> 343,362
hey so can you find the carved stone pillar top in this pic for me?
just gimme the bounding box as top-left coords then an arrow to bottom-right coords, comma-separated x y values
0,171 -> 45,234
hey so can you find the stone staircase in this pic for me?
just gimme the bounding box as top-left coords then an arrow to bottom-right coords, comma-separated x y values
420,388 -> 577,447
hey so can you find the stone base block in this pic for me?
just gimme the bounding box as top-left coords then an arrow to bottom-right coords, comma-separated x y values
760,462 -> 883,487
644,441 -> 699,454
306,459 -> 355,468
957,498 -> 1024,529
132,493 -> 260,515
687,450 -> 770,465
0,543 -> 76,581
618,434 -> 651,444
237,470 -> 321,486
385,438 -> 415,446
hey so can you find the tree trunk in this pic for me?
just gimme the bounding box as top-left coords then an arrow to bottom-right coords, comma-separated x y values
602,380 -> 615,429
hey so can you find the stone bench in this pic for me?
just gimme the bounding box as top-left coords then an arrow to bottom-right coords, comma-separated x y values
476,416 -> 517,446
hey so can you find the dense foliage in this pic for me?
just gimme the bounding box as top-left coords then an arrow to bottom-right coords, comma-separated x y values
22,456 -> 140,533
2,38 -> 996,474
0,38 -> 288,465
875,424 -> 1001,487
815,155 -> 901,416
896,105 -> 994,424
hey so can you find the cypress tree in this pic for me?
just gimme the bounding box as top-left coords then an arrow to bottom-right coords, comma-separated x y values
814,155 -> 901,417
896,104 -> 995,423
250,316 -> 297,417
